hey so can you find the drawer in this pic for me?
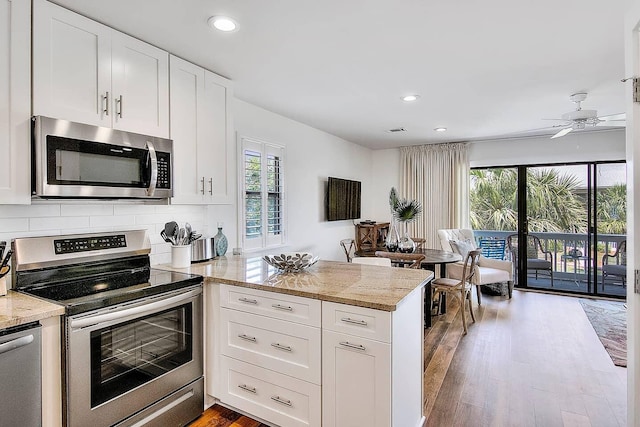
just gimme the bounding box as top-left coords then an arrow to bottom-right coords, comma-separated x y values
219,356 -> 321,427
322,301 -> 391,343
220,308 -> 321,384
220,284 -> 321,327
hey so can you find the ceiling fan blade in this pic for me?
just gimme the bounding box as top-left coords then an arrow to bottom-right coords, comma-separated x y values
551,127 -> 573,139
598,113 -> 626,121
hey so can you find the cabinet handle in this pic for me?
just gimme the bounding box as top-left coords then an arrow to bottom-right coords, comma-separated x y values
103,91 -> 109,116
270,396 -> 292,407
238,334 -> 257,343
340,317 -> 368,326
208,178 -> 213,195
271,342 -> 292,352
339,341 -> 366,351
200,177 -> 205,195
116,95 -> 123,118
272,304 -> 293,312
239,297 -> 258,305
238,384 -> 257,394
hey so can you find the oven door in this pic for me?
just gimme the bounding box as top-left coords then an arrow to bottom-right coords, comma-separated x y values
64,286 -> 202,427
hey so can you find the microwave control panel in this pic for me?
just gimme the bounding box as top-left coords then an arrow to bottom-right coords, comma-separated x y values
157,152 -> 171,189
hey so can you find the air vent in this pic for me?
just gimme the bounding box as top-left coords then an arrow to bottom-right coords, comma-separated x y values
386,128 -> 407,133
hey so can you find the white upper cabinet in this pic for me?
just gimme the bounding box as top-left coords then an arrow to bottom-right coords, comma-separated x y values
170,55 -> 234,204
0,0 -> 31,204
32,0 -> 169,138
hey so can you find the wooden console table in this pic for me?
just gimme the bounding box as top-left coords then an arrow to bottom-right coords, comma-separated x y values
354,222 -> 389,255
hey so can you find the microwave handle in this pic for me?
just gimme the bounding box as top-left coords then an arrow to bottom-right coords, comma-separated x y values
146,141 -> 158,196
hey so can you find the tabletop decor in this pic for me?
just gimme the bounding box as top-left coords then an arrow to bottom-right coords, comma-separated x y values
387,187 -> 422,253
263,252 -> 319,273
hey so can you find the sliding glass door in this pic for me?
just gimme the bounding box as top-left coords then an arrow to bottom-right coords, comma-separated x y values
471,161 -> 626,298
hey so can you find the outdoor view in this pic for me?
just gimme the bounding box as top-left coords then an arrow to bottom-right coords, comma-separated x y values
470,163 -> 627,297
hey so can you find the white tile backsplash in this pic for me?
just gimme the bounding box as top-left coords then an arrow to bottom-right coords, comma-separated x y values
0,203 -> 207,265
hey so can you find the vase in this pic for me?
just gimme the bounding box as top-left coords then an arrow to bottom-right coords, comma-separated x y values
214,224 -> 228,256
385,219 -> 400,252
397,221 -> 416,253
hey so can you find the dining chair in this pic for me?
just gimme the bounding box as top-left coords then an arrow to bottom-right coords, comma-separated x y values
602,240 -> 626,290
352,256 -> 392,267
412,238 -> 426,250
431,249 -> 481,334
374,251 -> 425,269
340,238 -> 356,262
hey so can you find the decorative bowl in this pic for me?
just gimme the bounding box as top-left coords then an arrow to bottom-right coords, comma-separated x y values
263,252 -> 319,273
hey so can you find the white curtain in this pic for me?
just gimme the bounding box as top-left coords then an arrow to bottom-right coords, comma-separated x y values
400,143 -> 470,249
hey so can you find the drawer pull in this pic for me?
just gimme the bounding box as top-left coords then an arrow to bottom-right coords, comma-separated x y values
238,334 -> 257,343
272,303 -> 293,312
271,395 -> 292,407
341,317 -> 368,326
340,341 -> 366,351
239,297 -> 258,305
238,384 -> 257,394
271,342 -> 292,352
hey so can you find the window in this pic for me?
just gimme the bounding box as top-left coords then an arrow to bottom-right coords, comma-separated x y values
240,137 -> 285,251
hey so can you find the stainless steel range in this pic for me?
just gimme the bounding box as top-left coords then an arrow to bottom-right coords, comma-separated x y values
12,230 -> 204,427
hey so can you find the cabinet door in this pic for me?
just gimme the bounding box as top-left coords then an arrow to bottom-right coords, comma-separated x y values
0,0 -> 30,204
322,330 -> 391,427
111,31 -> 169,137
169,55 -> 205,204
33,0 -> 111,127
200,70 -> 234,204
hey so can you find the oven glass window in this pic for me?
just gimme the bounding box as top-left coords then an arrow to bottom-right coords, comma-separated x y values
90,304 -> 192,407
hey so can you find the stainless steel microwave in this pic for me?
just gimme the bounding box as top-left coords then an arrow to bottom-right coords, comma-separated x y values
32,116 -> 173,199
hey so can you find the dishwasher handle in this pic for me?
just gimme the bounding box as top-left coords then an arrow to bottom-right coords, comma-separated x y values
0,334 -> 34,355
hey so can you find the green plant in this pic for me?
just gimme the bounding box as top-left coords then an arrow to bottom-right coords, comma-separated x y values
389,187 -> 422,223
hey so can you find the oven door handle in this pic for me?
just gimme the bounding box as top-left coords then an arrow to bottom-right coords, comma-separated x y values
70,288 -> 201,330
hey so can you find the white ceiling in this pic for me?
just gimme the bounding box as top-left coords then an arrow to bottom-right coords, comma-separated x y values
52,0 -> 628,150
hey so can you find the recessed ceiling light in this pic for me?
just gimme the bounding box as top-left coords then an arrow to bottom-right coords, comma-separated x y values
402,95 -> 419,102
208,16 -> 238,32
434,127 -> 447,132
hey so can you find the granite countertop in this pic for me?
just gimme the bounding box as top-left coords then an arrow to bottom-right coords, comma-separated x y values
158,256 -> 433,311
0,291 -> 65,330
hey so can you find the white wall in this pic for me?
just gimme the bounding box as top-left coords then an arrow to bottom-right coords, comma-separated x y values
234,99 -> 374,261
469,129 -> 626,167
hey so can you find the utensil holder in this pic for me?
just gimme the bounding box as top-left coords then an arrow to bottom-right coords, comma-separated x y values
171,245 -> 191,268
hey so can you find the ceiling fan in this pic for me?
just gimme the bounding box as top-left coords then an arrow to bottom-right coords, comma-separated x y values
545,92 -> 625,139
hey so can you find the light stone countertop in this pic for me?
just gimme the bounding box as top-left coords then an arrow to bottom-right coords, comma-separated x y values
0,290 -> 64,330
157,256 -> 433,311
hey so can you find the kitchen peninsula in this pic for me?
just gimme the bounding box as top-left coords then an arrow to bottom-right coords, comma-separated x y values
161,256 -> 432,427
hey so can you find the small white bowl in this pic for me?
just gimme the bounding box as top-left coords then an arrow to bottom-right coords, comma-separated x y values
263,252 -> 319,273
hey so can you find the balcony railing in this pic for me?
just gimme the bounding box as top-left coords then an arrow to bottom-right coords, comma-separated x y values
473,230 -> 626,295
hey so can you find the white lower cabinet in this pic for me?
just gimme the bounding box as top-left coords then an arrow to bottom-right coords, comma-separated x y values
213,284 -> 425,427
322,330 -> 391,427
219,356 -> 321,427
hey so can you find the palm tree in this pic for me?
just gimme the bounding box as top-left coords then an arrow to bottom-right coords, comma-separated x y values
597,183 -> 626,234
470,168 -> 587,233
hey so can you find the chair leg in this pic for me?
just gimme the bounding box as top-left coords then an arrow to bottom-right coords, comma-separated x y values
460,291 -> 468,335
475,284 -> 482,305
550,269 -> 554,287
507,280 -> 513,299
467,291 -> 476,323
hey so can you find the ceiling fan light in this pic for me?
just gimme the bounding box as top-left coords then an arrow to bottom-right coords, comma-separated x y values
402,95 -> 419,102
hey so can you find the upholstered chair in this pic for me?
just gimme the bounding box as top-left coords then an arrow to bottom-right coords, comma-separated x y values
437,229 -> 514,303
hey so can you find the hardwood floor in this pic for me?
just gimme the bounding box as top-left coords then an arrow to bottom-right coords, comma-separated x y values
425,289 -> 627,427
191,289 -> 626,427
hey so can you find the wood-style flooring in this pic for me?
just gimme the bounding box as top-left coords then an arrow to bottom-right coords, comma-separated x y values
191,289 -> 627,427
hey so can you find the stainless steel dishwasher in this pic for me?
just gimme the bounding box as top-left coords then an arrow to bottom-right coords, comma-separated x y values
0,322 -> 41,427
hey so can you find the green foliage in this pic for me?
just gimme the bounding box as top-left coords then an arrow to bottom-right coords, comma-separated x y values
597,184 -> 626,234
389,187 -> 422,222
